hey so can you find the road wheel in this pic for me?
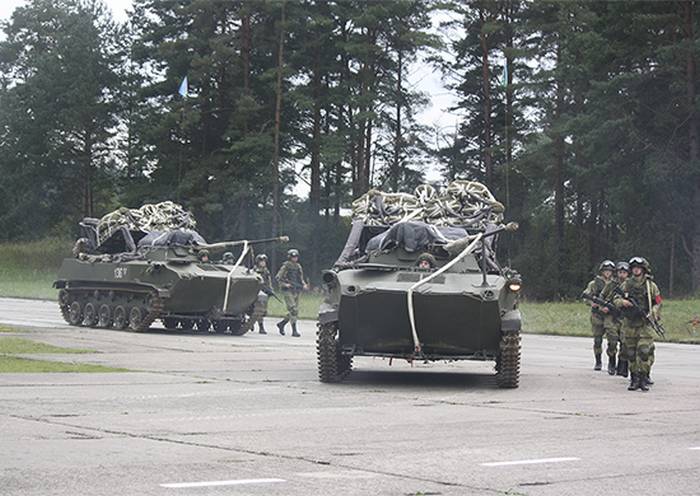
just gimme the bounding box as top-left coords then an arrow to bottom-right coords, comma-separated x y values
113,305 -> 127,330
195,319 -> 210,333
97,304 -> 112,328
317,322 -> 352,383
68,301 -> 83,326
128,307 -> 145,331
496,332 -> 521,389
83,302 -> 98,327
212,320 -> 228,334
162,317 -> 179,330
228,319 -> 248,336
180,319 -> 194,331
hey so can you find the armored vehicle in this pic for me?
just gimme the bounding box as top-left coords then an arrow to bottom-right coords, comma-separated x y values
317,182 -> 523,388
55,202 -> 287,334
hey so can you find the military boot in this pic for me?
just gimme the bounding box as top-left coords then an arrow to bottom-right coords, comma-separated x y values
258,322 -> 267,335
607,355 -> 617,375
594,353 -> 602,371
645,375 -> 654,386
628,373 -> 640,391
639,373 -> 650,392
277,318 -> 288,336
291,322 -> 300,337
616,359 -> 628,378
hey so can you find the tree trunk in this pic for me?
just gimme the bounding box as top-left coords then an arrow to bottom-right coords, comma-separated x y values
271,2 -> 285,248
83,132 -> 94,217
392,48 -> 403,191
365,118 -> 373,189
241,9 -> 251,136
478,8 -> 493,187
670,230 -> 676,297
685,0 -> 700,291
241,12 -> 251,94
309,49 -> 322,284
504,0 -> 513,209
553,41 -> 565,296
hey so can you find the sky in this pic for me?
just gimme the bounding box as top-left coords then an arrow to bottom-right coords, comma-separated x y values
0,0 -> 458,192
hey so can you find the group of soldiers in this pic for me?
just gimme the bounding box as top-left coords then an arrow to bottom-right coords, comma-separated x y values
249,248 -> 308,338
583,257 -> 662,392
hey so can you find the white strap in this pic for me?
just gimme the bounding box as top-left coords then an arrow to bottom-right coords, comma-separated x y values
406,233 -> 484,355
223,240 -> 249,313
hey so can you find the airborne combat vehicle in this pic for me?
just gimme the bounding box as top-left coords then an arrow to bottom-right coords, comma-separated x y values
54,202 -> 287,334
317,182 -> 523,388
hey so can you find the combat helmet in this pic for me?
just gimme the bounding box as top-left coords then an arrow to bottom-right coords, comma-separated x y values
598,260 -> 616,273
628,256 -> 650,272
615,261 -> 630,273
255,253 -> 268,264
416,252 -> 437,268
287,248 -> 300,259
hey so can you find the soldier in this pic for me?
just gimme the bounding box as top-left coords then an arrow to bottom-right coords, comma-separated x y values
598,264 -> 624,376
276,248 -> 307,337
583,260 -> 616,370
251,254 -> 272,335
613,257 -> 662,392
416,253 -> 436,270
613,261 -> 630,377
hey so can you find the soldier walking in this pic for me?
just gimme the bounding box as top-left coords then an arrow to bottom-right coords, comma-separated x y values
611,261 -> 630,377
276,248 -> 307,337
614,257 -> 662,392
251,254 -> 272,334
583,260 -> 616,370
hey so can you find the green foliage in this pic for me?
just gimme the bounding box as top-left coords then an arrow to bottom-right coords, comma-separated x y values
0,336 -> 124,373
0,238 -> 70,300
0,337 -> 93,354
0,356 -> 127,373
0,0 -> 698,297
0,325 -> 24,333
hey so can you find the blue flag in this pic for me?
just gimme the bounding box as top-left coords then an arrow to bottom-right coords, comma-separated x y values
178,76 -> 188,98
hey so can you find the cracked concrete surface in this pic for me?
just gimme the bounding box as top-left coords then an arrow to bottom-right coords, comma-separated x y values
1,297 -> 700,495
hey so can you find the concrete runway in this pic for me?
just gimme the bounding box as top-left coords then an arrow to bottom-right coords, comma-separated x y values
1,296 -> 699,495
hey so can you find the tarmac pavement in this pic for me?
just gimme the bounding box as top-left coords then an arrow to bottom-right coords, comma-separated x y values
1,296 -> 700,495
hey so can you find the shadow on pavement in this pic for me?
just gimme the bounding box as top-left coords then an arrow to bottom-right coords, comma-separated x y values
344,368 -> 496,390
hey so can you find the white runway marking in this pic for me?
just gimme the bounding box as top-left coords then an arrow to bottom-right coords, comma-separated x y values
160,478 -> 285,488
480,457 -> 580,467
296,471 -> 377,479
689,447 -> 700,450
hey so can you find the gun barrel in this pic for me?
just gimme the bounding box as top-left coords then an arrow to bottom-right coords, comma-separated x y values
198,235 -> 289,252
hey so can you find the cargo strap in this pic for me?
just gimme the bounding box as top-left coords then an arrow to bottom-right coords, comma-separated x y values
406,232 -> 484,355
223,240 -> 249,313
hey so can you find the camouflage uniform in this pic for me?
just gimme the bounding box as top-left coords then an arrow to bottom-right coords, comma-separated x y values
599,278 -> 622,373
582,275 -> 608,369
251,265 -> 272,333
614,272 -> 661,391
276,258 -> 305,336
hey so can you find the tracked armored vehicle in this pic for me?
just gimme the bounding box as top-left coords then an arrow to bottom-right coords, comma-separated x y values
317,182 -> 523,388
55,203 -> 287,334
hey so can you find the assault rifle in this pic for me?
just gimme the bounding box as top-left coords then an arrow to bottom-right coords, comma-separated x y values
261,286 -> 283,304
581,292 -> 619,318
281,281 -> 307,292
612,286 -> 666,337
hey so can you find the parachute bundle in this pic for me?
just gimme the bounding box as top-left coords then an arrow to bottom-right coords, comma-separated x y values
96,201 -> 197,246
351,181 -> 504,229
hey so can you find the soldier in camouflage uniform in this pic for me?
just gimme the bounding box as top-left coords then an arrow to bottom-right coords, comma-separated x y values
598,265 -> 624,376
276,249 -> 307,337
582,260 -> 616,370
251,254 -> 272,334
613,257 -> 662,392
613,261 -> 630,377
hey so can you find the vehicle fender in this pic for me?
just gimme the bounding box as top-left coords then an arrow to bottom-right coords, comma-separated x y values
318,301 -> 338,325
501,309 -> 522,333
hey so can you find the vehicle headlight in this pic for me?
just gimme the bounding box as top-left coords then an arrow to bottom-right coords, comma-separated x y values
508,282 -> 522,292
